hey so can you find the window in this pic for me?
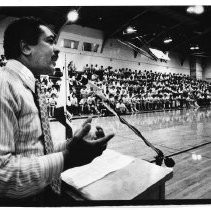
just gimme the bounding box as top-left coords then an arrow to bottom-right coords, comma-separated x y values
83,42 -> 99,52
83,42 -> 92,51
63,39 -> 79,49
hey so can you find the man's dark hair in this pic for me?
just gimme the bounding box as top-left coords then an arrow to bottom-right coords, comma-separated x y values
3,16 -> 46,60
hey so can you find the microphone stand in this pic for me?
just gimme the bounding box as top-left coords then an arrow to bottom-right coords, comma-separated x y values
95,93 -> 175,167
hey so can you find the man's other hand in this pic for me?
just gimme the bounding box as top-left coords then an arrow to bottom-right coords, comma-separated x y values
63,117 -> 115,170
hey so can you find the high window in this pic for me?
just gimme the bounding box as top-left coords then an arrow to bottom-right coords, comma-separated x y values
82,42 -> 99,52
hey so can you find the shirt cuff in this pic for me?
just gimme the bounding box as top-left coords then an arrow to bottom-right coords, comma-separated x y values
54,141 -> 68,152
38,152 -> 64,184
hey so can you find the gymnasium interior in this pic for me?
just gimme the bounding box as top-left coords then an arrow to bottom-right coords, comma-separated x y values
1,4 -> 211,206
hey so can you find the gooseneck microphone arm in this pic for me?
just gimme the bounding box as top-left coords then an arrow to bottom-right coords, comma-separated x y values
77,75 -> 175,167
100,99 -> 164,156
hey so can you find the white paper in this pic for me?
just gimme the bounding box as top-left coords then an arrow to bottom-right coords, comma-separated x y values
61,149 -> 135,189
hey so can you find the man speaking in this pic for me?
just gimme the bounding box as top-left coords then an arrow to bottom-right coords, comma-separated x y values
0,16 -> 114,206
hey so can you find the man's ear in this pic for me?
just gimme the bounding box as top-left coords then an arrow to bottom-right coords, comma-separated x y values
20,40 -> 32,56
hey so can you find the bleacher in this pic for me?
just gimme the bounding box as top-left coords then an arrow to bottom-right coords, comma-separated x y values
64,64 -> 211,117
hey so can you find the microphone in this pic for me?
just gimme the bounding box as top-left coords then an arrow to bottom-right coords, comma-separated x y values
75,74 -> 175,168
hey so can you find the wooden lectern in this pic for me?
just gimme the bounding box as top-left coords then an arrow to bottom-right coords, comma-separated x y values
61,150 -> 173,201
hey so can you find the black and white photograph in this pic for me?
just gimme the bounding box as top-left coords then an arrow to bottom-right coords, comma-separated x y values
0,0 -> 211,208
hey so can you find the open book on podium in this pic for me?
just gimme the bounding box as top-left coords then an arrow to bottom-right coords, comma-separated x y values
61,149 -> 173,200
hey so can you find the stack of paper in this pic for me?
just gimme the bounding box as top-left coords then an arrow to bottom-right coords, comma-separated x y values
61,149 -> 135,189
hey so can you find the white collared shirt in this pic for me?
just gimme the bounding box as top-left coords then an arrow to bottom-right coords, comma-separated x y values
0,60 -> 66,199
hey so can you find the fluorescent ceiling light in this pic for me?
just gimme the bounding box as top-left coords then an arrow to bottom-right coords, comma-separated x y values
164,38 -> 172,44
190,45 -> 199,50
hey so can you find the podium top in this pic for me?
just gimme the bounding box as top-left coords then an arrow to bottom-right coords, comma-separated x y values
62,150 -> 173,200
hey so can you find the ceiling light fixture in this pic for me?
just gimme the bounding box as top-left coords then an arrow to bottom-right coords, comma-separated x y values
164,37 -> 172,44
67,10 -> 79,23
187,5 -> 204,15
126,26 -> 137,34
190,45 -> 200,50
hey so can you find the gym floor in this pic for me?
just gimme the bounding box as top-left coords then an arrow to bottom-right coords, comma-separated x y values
50,107 -> 211,200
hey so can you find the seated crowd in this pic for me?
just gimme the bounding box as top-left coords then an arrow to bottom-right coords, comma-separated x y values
64,62 -> 211,117
39,75 -> 61,118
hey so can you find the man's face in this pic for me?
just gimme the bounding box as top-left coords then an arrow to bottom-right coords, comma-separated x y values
29,25 -> 59,76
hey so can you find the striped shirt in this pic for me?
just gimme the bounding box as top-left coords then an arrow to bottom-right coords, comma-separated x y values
0,60 -> 67,199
